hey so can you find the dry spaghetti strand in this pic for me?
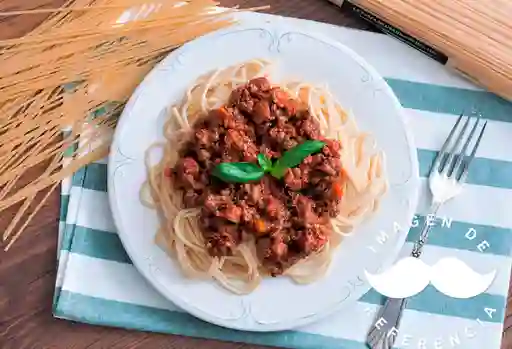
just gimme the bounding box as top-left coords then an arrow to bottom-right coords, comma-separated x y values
0,0 -> 242,250
350,0 -> 512,101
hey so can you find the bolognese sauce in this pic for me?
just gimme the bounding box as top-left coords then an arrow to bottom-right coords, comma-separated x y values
169,77 -> 345,276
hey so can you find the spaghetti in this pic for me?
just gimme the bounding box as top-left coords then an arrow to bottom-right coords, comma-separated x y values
142,59 -> 388,294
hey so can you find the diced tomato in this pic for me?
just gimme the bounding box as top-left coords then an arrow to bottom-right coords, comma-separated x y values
163,168 -> 172,178
214,106 -> 231,122
254,219 -> 267,236
219,106 -> 230,115
332,181 -> 343,199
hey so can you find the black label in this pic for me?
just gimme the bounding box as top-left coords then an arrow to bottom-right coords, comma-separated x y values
341,1 -> 448,64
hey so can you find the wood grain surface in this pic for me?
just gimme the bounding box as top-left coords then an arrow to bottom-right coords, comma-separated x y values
0,0 -> 510,348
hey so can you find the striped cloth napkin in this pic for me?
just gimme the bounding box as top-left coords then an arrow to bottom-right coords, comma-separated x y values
53,13 -> 512,349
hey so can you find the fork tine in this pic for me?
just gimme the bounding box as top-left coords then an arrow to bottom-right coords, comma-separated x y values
367,321 -> 386,346
376,337 -> 387,348
452,116 -> 481,178
367,327 -> 381,343
459,121 -> 487,182
430,113 -> 464,174
368,332 -> 385,349
372,339 -> 385,349
442,115 -> 471,175
387,333 -> 396,349
367,335 -> 377,348
367,326 -> 381,342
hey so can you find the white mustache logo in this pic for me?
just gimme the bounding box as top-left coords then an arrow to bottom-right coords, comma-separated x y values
364,257 -> 497,299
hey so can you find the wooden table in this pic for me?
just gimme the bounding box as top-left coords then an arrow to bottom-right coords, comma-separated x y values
0,0 -> 511,348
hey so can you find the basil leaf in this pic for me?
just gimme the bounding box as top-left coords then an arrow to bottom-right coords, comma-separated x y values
270,140 -> 326,179
212,162 -> 264,183
257,154 -> 273,172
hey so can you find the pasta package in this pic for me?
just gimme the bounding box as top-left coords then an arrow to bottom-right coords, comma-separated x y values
337,0 -> 512,101
0,0 -> 248,250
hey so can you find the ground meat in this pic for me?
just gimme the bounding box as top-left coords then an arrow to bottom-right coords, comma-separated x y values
252,99 -> 273,124
170,77 -> 344,275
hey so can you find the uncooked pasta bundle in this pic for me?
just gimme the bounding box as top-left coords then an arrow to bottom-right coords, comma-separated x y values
344,0 -> 512,101
0,0 -> 264,249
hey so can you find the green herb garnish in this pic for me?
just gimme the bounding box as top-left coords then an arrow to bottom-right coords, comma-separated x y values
270,140 -> 326,179
212,140 -> 326,183
212,162 -> 264,183
257,153 -> 273,172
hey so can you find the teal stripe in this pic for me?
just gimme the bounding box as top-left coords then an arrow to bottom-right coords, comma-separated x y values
62,224 -> 504,322
361,286 -> 505,324
71,149 -> 512,194
406,216 -> 512,256
386,78 -> 512,122
55,223 -> 79,311
72,166 -> 87,187
59,194 -> 70,222
53,286 -> 61,311
61,223 -> 77,253
418,149 -> 512,189
53,291 -> 385,349
63,225 -> 131,264
64,208 -> 512,261
72,163 -> 107,191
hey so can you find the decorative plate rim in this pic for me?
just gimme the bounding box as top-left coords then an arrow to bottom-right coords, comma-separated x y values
107,20 -> 420,332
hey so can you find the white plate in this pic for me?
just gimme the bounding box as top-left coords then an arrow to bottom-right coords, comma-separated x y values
108,19 -> 420,332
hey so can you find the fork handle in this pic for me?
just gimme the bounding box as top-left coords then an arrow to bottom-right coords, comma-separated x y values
367,297 -> 408,349
411,202 -> 441,258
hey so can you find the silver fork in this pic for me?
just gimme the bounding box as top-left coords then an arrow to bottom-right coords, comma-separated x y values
366,112 -> 488,349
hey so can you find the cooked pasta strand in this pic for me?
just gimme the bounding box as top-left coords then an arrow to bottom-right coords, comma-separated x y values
142,60 -> 388,294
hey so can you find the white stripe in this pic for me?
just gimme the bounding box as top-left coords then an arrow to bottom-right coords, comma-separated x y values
416,178 -> 512,229
58,221 -> 66,234
61,177 -> 72,196
55,250 -> 70,289
61,156 -> 73,195
65,186 -> 83,226
61,254 -> 502,347
238,12 -> 480,90
61,158 -> 73,196
70,187 -> 116,232
64,185 -> 512,294
398,243 -> 512,296
71,177 -> 512,233
333,30 -> 479,90
68,180 -> 512,234
62,253 -> 178,311
303,302 -> 503,348
57,222 -> 66,257
56,15 -> 507,348
407,109 -> 512,162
